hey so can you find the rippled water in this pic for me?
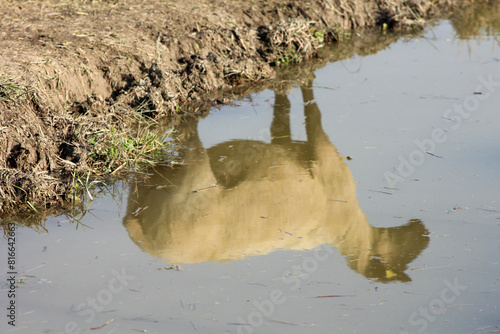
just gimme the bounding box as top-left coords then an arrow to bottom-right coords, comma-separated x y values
2,12 -> 500,334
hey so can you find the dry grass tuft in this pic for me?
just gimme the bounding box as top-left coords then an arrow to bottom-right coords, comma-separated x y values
271,19 -> 323,61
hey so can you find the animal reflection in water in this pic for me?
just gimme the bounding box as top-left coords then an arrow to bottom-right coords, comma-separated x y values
124,79 -> 429,283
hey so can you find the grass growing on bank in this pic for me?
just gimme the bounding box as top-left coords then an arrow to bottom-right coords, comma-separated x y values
87,118 -> 173,176
0,93 -> 175,221
68,109 -> 175,216
273,20 -> 354,67
0,74 -> 32,103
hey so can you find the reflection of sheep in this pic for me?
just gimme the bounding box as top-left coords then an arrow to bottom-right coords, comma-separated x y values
124,80 -> 429,283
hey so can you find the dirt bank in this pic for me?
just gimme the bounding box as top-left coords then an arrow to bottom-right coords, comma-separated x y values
0,0 -> 484,219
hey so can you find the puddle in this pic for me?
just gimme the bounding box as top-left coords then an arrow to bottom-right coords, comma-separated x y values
1,15 -> 500,334
125,83 -> 430,283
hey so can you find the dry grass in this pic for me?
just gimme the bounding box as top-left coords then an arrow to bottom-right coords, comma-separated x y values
0,74 -> 32,103
270,19 -> 323,65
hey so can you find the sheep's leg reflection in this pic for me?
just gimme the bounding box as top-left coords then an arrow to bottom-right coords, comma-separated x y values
271,92 -> 292,145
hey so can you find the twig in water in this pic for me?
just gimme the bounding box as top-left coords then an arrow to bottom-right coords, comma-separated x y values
426,151 -> 443,158
90,318 -> 114,330
369,189 -> 393,195
313,295 -> 356,298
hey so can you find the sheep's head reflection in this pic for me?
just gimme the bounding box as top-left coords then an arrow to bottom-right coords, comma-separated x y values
124,80 -> 429,283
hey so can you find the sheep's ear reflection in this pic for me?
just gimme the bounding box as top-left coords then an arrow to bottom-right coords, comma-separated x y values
123,80 -> 429,283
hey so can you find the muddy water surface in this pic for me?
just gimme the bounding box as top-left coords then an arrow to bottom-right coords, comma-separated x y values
2,20 -> 500,334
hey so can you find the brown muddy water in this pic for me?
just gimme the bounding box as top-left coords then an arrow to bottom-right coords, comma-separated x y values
2,20 -> 500,334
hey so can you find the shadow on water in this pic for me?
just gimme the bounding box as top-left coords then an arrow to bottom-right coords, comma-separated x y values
123,76 -> 430,283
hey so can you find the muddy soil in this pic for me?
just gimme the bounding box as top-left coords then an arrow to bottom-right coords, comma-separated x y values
0,0 -> 481,217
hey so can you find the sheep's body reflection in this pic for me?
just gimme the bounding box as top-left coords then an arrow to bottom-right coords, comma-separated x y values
124,79 -> 429,282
